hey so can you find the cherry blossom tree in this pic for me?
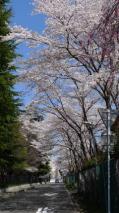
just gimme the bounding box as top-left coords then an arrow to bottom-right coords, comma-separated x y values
4,0 -> 119,172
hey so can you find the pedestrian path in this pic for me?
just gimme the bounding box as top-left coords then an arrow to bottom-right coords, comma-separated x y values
0,183 -> 80,213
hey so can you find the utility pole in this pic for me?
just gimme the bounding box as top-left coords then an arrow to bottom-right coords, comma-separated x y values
107,108 -> 111,213
99,105 -> 119,213
98,107 -> 113,213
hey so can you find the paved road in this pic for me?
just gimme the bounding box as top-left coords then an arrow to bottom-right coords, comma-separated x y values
0,183 -> 79,213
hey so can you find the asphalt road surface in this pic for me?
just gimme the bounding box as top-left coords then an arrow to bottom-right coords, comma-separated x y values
0,183 -> 79,213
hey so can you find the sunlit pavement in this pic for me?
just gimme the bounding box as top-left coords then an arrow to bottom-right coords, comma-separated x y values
0,183 -> 79,213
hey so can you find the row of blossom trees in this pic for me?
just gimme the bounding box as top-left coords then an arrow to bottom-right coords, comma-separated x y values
5,0 -> 119,173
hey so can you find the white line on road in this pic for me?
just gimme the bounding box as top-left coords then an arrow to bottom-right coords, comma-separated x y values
44,193 -> 58,197
36,207 -> 54,213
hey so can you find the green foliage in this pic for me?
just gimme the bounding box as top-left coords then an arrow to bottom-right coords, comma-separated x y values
65,182 -> 76,191
38,161 -> 51,175
82,152 -> 106,170
0,0 -> 27,176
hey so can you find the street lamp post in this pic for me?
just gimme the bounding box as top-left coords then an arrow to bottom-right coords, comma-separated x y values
107,109 -> 111,213
98,108 -> 112,213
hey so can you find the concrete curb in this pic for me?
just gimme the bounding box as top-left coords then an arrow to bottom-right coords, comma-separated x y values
0,182 -> 40,194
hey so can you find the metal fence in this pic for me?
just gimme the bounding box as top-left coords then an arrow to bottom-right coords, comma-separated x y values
64,159 -> 119,213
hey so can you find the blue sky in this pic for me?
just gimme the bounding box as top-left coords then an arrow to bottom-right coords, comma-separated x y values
11,0 -> 45,32
10,0 -> 46,105
11,0 -> 46,57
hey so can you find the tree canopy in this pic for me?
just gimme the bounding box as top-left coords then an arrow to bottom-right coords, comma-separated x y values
0,0 -> 27,177
4,0 -> 119,172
